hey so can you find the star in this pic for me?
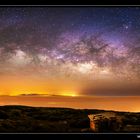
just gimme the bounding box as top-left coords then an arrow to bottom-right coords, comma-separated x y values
124,25 -> 129,29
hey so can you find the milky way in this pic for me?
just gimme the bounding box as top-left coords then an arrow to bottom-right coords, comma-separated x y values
0,7 -> 140,96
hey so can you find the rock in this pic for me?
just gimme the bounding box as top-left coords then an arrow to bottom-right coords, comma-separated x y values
88,112 -> 123,132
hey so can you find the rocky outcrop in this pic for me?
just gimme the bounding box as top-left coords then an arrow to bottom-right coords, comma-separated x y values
88,112 -> 123,132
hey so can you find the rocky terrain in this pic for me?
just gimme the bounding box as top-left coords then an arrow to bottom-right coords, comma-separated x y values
0,105 -> 140,133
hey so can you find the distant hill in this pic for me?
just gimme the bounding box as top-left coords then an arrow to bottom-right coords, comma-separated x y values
19,93 -> 47,96
0,105 -> 139,133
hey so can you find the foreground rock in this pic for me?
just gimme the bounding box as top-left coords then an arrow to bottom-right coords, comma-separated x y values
88,112 -> 123,132
88,112 -> 140,132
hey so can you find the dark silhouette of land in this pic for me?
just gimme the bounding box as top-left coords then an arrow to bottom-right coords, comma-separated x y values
0,105 -> 140,133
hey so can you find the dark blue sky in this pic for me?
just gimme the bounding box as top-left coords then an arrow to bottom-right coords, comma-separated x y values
0,7 -> 140,47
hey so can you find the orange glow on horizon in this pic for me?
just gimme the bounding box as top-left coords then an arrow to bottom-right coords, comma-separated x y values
59,91 -> 78,97
0,96 -> 140,112
4,89 -> 79,97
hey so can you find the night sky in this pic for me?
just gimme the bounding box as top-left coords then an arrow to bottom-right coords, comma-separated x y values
0,7 -> 140,96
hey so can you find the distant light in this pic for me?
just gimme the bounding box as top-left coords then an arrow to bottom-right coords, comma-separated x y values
71,94 -> 76,97
60,91 -> 78,97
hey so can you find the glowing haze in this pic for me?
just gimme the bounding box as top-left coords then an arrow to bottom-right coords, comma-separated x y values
0,7 -> 140,98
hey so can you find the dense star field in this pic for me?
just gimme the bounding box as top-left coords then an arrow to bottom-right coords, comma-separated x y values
0,7 -> 139,96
